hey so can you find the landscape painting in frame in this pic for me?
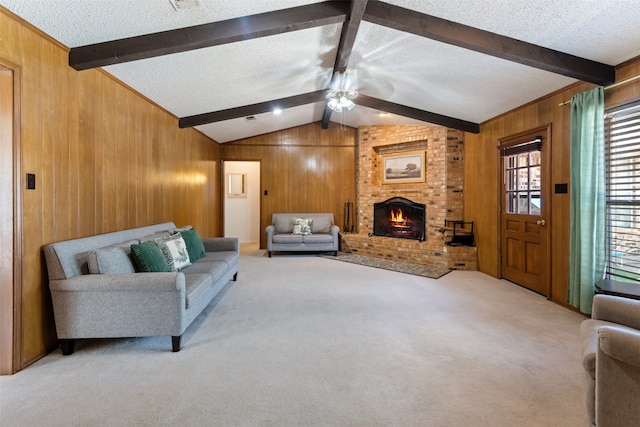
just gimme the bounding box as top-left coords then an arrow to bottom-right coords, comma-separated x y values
382,151 -> 426,184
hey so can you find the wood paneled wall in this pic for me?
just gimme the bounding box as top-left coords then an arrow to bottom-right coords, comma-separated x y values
1,9 -> 221,369
220,123 -> 357,248
464,56 -> 640,307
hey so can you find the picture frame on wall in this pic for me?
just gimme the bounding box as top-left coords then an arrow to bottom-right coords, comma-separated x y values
382,150 -> 426,184
226,173 -> 247,197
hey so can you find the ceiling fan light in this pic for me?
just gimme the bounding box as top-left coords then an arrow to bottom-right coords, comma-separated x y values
325,88 -> 358,112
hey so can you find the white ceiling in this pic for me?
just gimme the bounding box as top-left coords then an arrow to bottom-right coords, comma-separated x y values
2,0 -> 640,143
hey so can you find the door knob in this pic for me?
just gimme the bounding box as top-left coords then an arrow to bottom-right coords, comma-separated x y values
536,219 -> 546,226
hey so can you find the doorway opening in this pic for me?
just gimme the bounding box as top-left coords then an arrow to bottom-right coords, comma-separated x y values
223,161 -> 261,254
1,64 -> 21,375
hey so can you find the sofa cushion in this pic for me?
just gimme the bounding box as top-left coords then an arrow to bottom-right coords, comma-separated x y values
182,260 -> 229,283
293,218 -> 313,235
274,216 -> 292,233
180,228 -> 206,262
87,243 -> 137,275
204,251 -> 238,266
302,234 -> 334,244
312,216 -> 332,233
184,273 -> 213,309
272,234 -> 303,244
156,233 -> 191,271
130,241 -> 171,273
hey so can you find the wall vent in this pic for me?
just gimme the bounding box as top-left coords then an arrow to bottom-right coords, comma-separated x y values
169,0 -> 200,11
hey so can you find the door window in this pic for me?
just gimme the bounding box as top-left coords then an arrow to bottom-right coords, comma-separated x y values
504,148 -> 541,215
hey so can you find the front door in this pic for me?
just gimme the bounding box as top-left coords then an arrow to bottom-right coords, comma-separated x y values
499,126 -> 551,296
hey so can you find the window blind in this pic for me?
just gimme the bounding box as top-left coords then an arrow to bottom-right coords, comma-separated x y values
605,102 -> 640,283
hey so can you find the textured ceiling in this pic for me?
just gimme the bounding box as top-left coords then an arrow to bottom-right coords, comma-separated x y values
1,0 -> 640,143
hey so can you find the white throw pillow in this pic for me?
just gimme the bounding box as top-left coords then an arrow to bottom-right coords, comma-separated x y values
155,233 -> 191,271
292,218 -> 313,235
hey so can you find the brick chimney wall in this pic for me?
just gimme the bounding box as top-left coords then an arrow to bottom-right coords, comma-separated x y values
340,124 -> 477,270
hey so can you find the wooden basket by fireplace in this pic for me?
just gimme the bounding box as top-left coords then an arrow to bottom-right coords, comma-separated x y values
440,220 -> 474,246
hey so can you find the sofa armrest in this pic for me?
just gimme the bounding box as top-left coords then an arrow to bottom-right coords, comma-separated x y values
596,326 -> 640,426
599,326 -> 640,367
265,225 -> 275,253
49,272 -> 185,293
49,273 -> 188,339
202,237 -> 239,253
331,224 -> 340,238
265,225 -> 275,236
592,294 -> 640,330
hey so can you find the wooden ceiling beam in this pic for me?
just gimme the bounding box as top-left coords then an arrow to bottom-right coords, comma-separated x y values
357,95 -> 480,134
334,0 -> 369,74
322,0 -> 368,129
70,1 -> 350,70
364,1 -> 615,86
179,90 -> 326,128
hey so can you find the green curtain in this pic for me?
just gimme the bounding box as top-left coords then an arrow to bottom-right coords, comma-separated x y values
568,87 -> 605,314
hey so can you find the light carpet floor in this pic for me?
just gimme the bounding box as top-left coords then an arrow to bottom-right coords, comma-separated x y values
0,251 -> 588,426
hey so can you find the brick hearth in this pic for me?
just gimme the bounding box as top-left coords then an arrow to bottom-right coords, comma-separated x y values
342,124 -> 477,271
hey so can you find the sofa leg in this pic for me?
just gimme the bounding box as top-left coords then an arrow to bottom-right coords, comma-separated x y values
172,335 -> 182,352
60,339 -> 75,355
268,251 -> 272,258
334,251 -> 338,256
233,272 -> 238,281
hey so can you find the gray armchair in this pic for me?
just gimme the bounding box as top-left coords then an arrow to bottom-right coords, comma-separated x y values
580,294 -> 640,427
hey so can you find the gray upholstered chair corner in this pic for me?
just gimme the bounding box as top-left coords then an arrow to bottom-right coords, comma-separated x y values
580,294 -> 640,427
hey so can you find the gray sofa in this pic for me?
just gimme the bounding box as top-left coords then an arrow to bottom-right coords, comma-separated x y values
580,294 -> 640,427
265,213 -> 339,257
43,222 -> 239,354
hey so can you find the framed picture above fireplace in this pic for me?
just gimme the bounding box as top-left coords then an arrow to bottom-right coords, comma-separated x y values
382,150 -> 425,184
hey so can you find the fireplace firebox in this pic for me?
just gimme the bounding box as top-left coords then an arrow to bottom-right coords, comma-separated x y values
372,197 -> 426,241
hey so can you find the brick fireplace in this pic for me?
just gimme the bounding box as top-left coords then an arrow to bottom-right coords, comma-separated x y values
373,197 -> 426,241
341,124 -> 477,270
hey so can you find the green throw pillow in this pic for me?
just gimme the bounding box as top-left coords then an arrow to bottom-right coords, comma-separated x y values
130,241 -> 171,273
179,228 -> 206,262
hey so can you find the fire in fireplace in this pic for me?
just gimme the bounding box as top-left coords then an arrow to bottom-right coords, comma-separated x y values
372,197 -> 426,241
